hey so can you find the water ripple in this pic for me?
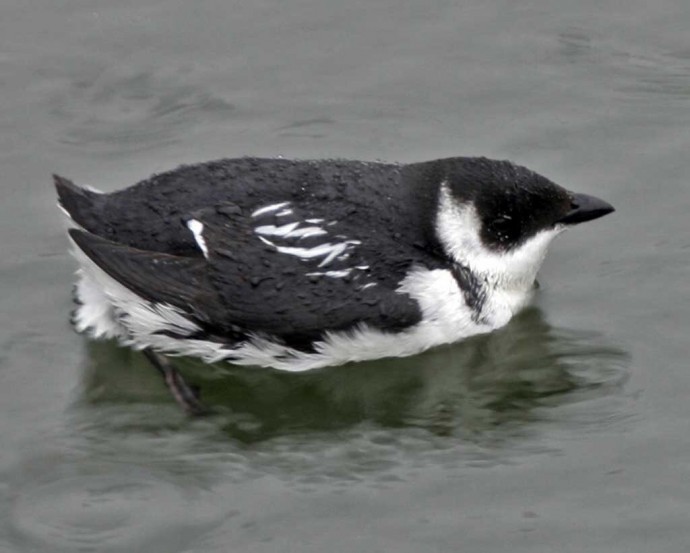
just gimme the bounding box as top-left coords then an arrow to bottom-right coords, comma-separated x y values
46,65 -> 235,154
552,27 -> 690,102
6,461 -> 224,553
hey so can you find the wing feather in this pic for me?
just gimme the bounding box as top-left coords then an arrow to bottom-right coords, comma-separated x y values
69,198 -> 426,347
68,229 -> 211,314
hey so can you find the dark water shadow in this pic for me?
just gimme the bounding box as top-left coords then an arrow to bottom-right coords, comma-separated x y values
76,307 -> 629,445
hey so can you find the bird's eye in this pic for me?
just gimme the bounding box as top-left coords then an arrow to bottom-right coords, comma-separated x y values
490,216 -> 515,243
492,215 -> 513,227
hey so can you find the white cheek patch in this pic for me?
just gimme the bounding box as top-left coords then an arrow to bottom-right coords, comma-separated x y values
435,182 -> 564,289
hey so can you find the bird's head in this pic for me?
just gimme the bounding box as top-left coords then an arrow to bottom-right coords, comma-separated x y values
434,157 -> 614,289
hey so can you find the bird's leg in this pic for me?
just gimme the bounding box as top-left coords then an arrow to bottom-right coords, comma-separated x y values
141,349 -> 210,416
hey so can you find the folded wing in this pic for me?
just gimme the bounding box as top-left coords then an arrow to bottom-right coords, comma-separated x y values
68,209 -> 423,350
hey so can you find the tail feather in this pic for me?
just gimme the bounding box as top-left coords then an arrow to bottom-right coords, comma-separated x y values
54,174 -> 102,230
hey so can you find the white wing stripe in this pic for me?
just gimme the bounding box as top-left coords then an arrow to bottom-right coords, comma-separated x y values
275,242 -> 342,260
251,202 -> 290,218
255,222 -> 300,237
252,212 -> 360,267
186,219 -> 209,259
305,269 -> 353,278
318,242 -> 350,267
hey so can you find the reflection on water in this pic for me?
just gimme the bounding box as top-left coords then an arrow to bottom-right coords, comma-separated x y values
77,307 -> 628,444
1,308 -> 632,553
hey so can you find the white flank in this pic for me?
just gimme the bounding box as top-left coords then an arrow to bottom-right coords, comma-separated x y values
251,202 -> 290,218
67,237 -> 516,372
276,208 -> 293,217
72,268 -> 124,339
69,238 -> 201,344
69,243 -> 498,372
186,219 -> 209,259
212,266 -> 493,372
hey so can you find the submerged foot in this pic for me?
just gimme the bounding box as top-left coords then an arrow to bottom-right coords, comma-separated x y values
141,349 -> 210,416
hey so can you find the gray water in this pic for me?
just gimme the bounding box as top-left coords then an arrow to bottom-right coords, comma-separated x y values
1,0 -> 688,551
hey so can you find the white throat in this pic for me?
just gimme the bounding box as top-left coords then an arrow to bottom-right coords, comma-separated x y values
435,182 -> 565,291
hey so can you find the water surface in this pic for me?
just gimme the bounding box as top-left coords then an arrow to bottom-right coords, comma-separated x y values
1,0 -> 689,551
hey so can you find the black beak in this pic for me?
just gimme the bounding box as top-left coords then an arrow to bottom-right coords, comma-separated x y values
559,193 -> 615,225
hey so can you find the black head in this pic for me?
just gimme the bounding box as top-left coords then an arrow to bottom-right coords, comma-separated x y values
440,157 -> 614,253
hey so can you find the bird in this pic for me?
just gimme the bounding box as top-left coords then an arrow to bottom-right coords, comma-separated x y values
56,156 -> 614,413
